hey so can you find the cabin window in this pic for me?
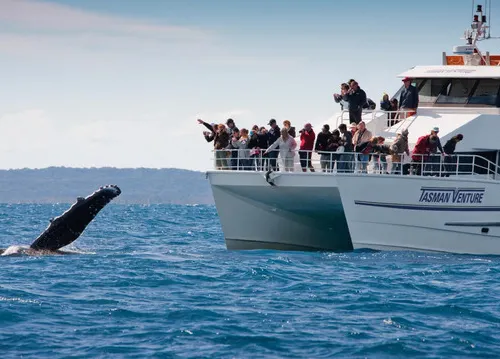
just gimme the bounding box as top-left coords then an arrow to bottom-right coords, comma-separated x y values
468,79 -> 500,105
418,79 -> 448,103
436,79 -> 476,104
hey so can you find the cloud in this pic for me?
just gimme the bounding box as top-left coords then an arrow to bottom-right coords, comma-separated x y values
0,109 -> 232,171
0,1 -> 303,69
0,0 -> 210,42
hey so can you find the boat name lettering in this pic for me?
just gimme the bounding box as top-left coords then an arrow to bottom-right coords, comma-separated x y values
424,69 -> 475,74
418,188 -> 484,204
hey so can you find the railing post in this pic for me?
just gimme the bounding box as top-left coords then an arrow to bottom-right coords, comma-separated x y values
439,154 -> 442,177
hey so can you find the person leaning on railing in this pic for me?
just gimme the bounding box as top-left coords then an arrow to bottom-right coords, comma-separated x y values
264,128 -> 297,172
428,127 -> 445,174
371,136 -> 391,174
442,134 -> 463,177
411,134 -> 438,175
390,129 -> 410,174
198,119 -> 230,170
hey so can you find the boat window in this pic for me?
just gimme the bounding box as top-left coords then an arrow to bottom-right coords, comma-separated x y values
418,79 -> 448,102
468,79 -> 500,106
436,79 -> 476,104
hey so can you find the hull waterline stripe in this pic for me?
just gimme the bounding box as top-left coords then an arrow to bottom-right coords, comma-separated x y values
354,201 -> 500,212
444,222 -> 500,227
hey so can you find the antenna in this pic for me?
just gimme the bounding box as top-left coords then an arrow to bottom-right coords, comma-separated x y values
469,0 -> 499,41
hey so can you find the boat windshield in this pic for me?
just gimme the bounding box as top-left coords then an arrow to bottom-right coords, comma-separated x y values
393,78 -> 500,106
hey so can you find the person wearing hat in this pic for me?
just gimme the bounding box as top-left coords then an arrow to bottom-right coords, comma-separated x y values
398,77 -> 419,119
267,119 -> 281,170
298,123 -> 316,172
426,127 -> 445,174
390,129 -> 410,174
315,124 -> 332,172
349,122 -> 358,137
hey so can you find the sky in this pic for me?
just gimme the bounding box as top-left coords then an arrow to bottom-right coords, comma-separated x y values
1,0 -> 499,171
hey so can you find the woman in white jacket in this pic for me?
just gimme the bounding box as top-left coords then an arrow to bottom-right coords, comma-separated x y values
265,128 -> 297,172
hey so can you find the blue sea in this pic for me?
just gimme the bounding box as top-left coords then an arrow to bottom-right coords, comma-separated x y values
1,204 -> 500,358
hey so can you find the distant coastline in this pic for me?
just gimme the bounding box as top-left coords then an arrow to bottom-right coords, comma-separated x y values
0,167 -> 214,204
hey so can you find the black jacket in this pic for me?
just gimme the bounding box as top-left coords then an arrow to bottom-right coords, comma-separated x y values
343,88 -> 367,111
340,131 -> 353,152
315,131 -> 331,152
268,126 -> 281,147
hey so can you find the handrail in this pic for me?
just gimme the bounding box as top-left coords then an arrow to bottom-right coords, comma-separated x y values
210,149 -> 500,180
335,110 -> 417,133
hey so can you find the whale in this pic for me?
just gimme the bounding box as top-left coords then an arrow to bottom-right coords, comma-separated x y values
0,184 -> 121,256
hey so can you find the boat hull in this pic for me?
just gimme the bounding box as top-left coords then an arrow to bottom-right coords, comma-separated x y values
207,171 -> 352,251
336,174 -> 500,255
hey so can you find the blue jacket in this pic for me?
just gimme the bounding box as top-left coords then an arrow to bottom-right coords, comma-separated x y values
399,85 -> 419,109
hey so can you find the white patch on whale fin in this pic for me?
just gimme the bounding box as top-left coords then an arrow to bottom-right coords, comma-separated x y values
1,245 -> 29,256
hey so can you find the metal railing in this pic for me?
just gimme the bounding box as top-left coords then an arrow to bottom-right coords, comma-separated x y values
211,149 -> 500,180
335,109 -> 415,133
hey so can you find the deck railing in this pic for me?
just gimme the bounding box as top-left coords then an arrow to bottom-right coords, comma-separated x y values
211,149 -> 500,180
335,109 -> 415,133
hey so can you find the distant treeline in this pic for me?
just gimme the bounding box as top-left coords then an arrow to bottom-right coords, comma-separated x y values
0,167 -> 214,204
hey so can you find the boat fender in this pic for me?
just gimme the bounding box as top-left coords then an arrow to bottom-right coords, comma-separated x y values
265,170 -> 276,186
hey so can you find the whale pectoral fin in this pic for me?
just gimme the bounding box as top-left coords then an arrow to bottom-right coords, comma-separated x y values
30,185 -> 121,251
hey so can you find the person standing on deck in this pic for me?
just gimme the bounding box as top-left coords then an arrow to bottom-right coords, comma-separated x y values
315,124 -> 332,172
299,123 -> 316,172
265,128 -> 297,172
342,80 -> 367,124
399,77 -> 419,119
267,119 -> 281,171
443,134 -> 463,176
338,123 -> 354,173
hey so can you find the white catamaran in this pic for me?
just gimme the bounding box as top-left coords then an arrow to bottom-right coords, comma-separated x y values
206,1 -> 500,254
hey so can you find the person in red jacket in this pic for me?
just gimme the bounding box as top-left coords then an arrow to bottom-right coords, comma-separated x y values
411,134 -> 438,175
299,123 -> 316,172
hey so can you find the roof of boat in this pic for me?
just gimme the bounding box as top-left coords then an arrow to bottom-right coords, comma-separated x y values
398,65 -> 500,79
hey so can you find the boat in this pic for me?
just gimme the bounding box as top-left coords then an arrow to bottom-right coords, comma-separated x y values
206,1 -> 500,252
335,3 -> 500,255
335,159 -> 500,254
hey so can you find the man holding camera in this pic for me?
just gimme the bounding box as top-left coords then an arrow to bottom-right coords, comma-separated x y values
299,123 -> 316,172
342,80 -> 367,124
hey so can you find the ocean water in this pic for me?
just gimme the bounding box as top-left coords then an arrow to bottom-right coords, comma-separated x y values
0,204 -> 499,358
